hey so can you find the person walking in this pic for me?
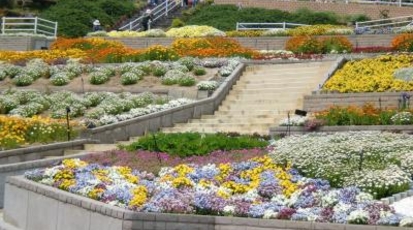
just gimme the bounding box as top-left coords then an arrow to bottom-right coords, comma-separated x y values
92,19 -> 101,32
141,9 -> 153,31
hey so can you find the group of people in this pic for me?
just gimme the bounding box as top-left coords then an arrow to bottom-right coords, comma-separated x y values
92,8 -> 153,32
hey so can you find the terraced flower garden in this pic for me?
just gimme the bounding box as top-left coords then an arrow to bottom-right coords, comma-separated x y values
22,131 -> 413,226
2,33 -> 413,228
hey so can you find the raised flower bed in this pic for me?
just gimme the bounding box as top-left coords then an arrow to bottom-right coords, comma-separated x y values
19,156 -> 413,227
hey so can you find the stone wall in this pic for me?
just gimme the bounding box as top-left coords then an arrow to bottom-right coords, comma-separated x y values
0,36 -> 53,51
303,92 -> 408,112
3,175 -> 394,230
113,34 -> 397,51
214,0 -> 413,19
80,63 -> 247,143
0,139 -> 96,165
0,34 -> 398,51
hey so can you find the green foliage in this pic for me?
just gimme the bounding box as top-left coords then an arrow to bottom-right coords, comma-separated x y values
183,5 -> 357,31
171,18 -> 185,28
120,132 -> 269,157
40,0 -> 134,37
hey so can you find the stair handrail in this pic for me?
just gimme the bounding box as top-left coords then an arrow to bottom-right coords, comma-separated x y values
355,15 -> 413,32
236,22 -> 309,31
119,0 -> 182,31
1,16 -> 57,37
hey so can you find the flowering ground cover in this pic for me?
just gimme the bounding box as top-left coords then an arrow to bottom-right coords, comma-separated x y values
0,57 -> 235,88
0,115 -> 81,150
24,156 -> 413,226
323,54 -> 413,92
270,131 -> 413,199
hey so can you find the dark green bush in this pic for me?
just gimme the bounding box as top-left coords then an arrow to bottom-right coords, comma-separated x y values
120,132 -> 269,157
183,5 -> 359,31
41,0 -> 134,37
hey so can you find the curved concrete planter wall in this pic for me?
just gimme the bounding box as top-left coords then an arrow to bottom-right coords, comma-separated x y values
3,176 -> 402,230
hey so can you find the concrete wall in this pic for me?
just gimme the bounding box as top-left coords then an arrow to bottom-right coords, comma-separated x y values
0,37 -> 53,51
0,139 -> 96,165
80,63 -> 247,143
4,175 -> 396,230
303,92 -> 409,112
0,140 -> 98,208
0,34 -> 398,51
112,34 -> 397,51
271,125 -> 413,136
214,0 -> 413,20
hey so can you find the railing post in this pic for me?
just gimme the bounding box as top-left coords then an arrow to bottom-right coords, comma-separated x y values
129,21 -> 132,31
399,0 -> 401,7
236,22 -> 239,31
34,17 -> 38,34
54,21 -> 58,37
1,17 -> 5,35
355,21 -> 359,29
283,22 -> 286,29
166,0 -> 169,17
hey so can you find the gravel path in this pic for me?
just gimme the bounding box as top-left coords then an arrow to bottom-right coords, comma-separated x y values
391,196 -> 413,217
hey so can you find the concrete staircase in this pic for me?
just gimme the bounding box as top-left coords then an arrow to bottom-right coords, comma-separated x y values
161,61 -> 334,135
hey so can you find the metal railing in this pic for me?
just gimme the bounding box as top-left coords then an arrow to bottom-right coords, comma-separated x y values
119,0 -> 183,31
236,22 -> 308,31
265,0 -> 413,7
355,15 -> 413,33
1,17 -> 58,37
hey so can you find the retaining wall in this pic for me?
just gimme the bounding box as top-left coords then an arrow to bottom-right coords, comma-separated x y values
111,34 -> 397,51
270,125 -> 413,136
0,140 -> 98,208
303,92 -> 410,112
4,175 -> 405,230
0,36 -> 54,51
0,34 -> 398,51
80,63 -> 247,143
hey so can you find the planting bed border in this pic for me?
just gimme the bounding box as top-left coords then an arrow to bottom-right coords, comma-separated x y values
270,125 -> 413,136
4,175 -> 411,230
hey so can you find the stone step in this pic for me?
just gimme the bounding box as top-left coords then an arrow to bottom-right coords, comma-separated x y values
222,97 -> 302,104
241,71 -> 321,80
236,76 -> 317,84
162,126 -> 270,135
63,149 -> 88,156
229,87 -> 314,94
189,117 -> 277,124
224,91 -> 314,99
83,144 -> 118,151
232,81 -> 312,89
214,110 -> 291,116
201,114 -> 283,119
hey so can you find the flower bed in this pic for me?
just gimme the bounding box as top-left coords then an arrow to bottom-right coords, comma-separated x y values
0,115 -> 82,150
87,25 -> 354,38
323,54 -> 413,93
0,57 -> 238,87
23,156 -> 413,226
270,131 -> 413,199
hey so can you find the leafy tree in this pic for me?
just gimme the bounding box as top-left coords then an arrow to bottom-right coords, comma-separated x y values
40,0 -> 134,37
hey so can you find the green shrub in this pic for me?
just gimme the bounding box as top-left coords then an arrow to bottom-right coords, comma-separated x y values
178,57 -> 195,71
89,71 -> 109,85
13,74 -> 34,86
120,132 -> 269,157
152,65 -> 168,77
193,66 -> 206,76
171,18 -> 185,28
50,72 -> 71,86
120,72 -> 139,85
178,75 -> 196,86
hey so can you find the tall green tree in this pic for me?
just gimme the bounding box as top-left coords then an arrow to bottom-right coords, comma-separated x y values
41,0 -> 134,37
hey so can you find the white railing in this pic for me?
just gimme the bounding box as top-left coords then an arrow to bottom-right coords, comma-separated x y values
236,22 -> 308,31
271,0 -> 413,7
355,15 -> 413,33
119,0 -> 183,31
1,17 -> 57,37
